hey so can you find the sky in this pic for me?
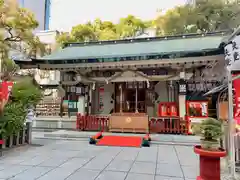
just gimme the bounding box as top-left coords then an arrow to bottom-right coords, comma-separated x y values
49,0 -> 187,31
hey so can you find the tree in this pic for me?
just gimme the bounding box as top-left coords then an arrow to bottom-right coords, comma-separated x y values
0,76 -> 42,138
154,0 -> 240,35
92,19 -> 119,40
116,15 -> 148,38
0,1 -> 44,138
154,5 -> 197,35
56,15 -> 150,45
193,0 -> 239,32
0,0 -> 46,80
71,24 -> 97,42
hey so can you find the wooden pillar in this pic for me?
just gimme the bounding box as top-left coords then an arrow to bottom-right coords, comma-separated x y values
120,84 -> 123,113
135,85 -> 138,113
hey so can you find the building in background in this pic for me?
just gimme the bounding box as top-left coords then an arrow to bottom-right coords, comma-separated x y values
17,0 -> 50,31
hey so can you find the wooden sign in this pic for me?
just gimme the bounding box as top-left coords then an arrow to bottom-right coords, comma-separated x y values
178,79 -> 186,95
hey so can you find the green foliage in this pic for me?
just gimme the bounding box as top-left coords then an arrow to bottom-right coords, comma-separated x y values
154,0 -> 240,35
11,77 -> 43,106
56,15 -> 150,45
0,0 -> 45,56
0,1 -> 45,138
0,77 -> 42,138
0,0 -> 46,80
56,0 -> 240,45
2,58 -> 19,80
0,102 -> 26,137
195,118 -> 223,141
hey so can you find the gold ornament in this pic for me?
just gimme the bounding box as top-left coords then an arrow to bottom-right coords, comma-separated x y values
125,117 -> 132,123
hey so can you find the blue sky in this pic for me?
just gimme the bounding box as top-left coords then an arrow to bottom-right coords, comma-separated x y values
50,0 -> 187,31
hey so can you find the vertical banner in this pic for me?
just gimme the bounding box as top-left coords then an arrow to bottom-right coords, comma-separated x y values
233,74 -> 240,125
178,79 -> 187,95
0,81 -> 13,101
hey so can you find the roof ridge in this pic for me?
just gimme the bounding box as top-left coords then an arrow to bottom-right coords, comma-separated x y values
63,30 -> 232,48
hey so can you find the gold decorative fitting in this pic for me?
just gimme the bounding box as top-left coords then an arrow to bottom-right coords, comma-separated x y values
125,117 -> 132,123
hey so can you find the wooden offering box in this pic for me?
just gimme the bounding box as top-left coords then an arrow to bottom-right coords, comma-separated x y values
109,113 -> 149,133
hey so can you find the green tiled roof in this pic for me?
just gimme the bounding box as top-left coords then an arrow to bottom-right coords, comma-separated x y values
39,34 -> 226,61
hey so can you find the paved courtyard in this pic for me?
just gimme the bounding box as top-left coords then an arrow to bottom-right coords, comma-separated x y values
0,139 -> 199,180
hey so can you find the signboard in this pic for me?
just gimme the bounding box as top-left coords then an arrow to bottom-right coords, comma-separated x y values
225,34 -> 240,70
178,79 -> 186,95
225,34 -> 240,125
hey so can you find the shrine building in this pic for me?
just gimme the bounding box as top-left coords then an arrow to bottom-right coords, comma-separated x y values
15,31 -> 230,133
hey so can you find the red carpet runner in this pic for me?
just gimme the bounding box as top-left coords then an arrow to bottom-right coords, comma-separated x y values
97,136 -> 142,147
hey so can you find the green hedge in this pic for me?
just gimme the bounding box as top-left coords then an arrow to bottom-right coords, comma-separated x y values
0,77 -> 42,138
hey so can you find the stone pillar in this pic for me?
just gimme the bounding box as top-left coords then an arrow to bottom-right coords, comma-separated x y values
179,95 -> 186,118
76,85 -> 86,115
57,120 -> 62,128
16,132 -> 20,145
9,135 -> 13,148
78,96 -> 85,115
178,72 -> 186,119
32,119 -> 37,127
26,122 -> 32,144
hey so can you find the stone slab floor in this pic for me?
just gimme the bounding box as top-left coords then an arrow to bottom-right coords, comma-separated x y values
0,139 -> 211,180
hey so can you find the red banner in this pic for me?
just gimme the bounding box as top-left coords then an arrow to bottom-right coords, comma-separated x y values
233,75 -> 240,125
0,81 -> 13,101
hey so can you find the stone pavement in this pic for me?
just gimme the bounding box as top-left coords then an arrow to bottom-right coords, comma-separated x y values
0,138 -> 236,180
33,130 -> 201,144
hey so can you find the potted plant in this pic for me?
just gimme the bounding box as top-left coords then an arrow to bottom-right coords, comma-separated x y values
194,118 -> 226,180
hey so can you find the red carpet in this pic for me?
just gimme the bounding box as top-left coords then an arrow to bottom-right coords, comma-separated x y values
97,136 -> 142,147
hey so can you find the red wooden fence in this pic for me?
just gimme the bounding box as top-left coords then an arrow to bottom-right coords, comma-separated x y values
148,117 -> 189,134
76,114 -> 109,132
76,114 -> 189,134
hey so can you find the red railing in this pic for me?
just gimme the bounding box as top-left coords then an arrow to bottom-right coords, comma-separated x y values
76,114 -> 190,134
76,114 -> 109,132
149,117 -> 189,134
